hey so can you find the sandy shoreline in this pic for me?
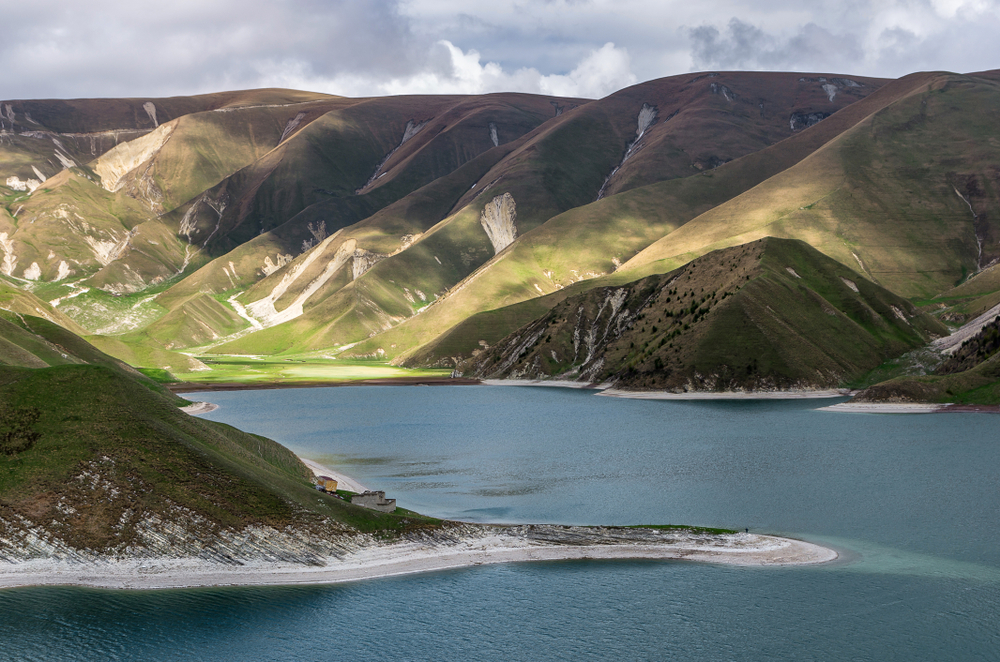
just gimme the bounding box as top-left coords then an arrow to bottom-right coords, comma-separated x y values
178,401 -> 219,415
299,457 -> 370,493
175,378 -> 861,403
481,379 -> 610,390
818,402 -> 944,413
819,401 -> 1000,414
598,388 -> 852,400
0,531 -> 837,591
0,398 -> 842,591
180,399 -> 373,492
481,381 -> 857,400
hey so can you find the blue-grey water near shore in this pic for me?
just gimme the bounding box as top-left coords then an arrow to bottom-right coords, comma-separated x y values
2,385 -> 998,660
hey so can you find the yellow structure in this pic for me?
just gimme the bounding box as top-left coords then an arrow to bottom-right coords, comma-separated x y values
314,475 -> 338,492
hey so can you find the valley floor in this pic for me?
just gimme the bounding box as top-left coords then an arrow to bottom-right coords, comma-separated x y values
169,375 -> 480,393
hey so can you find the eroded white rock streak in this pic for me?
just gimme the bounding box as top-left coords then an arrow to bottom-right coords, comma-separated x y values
143,102 -> 159,127
279,112 -> 307,144
596,103 -> 658,200
480,193 -> 517,255
0,232 -> 17,276
246,232 -> 352,328
356,120 -> 428,193
94,122 -> 176,192
5,176 -> 40,192
933,300 -> 1000,355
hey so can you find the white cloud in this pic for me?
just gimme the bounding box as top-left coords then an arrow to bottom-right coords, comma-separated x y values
686,0 -> 1000,77
373,40 -> 635,99
536,43 -> 637,98
1,0 -> 1000,101
268,40 -> 636,99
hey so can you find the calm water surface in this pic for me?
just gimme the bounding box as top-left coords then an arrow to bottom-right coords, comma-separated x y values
1,385 -> 998,661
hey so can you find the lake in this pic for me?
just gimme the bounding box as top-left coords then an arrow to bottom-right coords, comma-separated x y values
1,385 -> 997,660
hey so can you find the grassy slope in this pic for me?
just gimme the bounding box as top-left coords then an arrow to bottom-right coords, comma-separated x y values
194,93 -> 575,258
0,314 -> 438,550
172,355 -> 450,385
616,72 -> 1000,300
460,238 -> 945,391
851,355 -> 1000,404
0,278 -> 90,335
355,73 -> 931,365
0,365 -> 433,553
0,310 -> 181,394
0,276 -> 207,373
591,71 -> 885,198
0,91 -> 350,288
0,88 -> 341,189
8,74 -> 996,384
166,71 -> 886,359
854,316 -> 1000,404
920,261 -> 1000,324
141,94 -> 576,352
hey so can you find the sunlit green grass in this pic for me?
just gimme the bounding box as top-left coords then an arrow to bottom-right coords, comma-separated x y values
174,355 -> 451,384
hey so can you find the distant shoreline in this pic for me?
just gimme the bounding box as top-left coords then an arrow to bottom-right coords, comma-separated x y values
174,380 -> 1000,412
598,388 -> 852,400
169,376 -> 481,393
819,401 -> 1000,414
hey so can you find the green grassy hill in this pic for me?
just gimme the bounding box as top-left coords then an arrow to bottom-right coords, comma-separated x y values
0,313 -> 438,555
616,72 -> 1000,300
4,71 -> 1000,400
459,238 -> 946,391
343,72 -> 936,366
383,71 -> 998,371
180,71 -> 886,359
851,314 -> 1000,404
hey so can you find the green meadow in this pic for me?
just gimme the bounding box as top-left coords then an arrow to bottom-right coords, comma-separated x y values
173,355 -> 452,385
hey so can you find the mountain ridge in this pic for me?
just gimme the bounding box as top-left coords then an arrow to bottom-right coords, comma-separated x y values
3,69 -> 999,399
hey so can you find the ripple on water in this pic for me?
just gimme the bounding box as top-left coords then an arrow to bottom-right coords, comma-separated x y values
2,386 -> 997,660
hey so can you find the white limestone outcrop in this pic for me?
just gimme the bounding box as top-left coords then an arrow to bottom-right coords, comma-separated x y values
596,103 -> 658,200
247,233 -> 353,328
94,122 -> 176,192
480,193 -> 517,255
143,101 -> 158,127
0,232 -> 17,276
5,176 -> 40,192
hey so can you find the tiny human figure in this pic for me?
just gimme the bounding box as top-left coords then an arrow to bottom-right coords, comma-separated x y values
745,528 -> 748,533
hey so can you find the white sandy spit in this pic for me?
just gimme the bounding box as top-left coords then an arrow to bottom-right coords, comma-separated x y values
482,379 -> 612,390
817,402 -> 945,414
179,401 -> 219,415
598,388 -> 852,400
0,531 -> 836,590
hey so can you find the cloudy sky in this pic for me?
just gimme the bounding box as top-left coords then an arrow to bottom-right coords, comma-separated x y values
5,0 -> 1000,100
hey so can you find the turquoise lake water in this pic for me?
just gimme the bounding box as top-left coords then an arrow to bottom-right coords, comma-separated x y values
1,385 -> 998,660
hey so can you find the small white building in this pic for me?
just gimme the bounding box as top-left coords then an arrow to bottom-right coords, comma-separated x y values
350,491 -> 396,513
